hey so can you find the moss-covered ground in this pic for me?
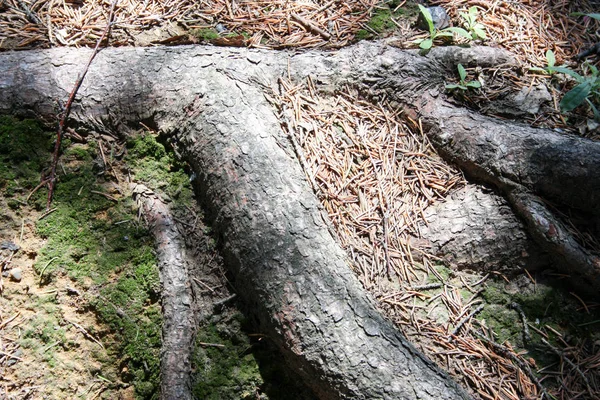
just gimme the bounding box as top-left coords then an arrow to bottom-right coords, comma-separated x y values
4,114 -> 595,398
0,116 -> 294,399
0,116 -> 165,398
355,0 -> 419,40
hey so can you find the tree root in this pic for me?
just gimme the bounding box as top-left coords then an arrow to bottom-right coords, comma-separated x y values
132,184 -> 194,400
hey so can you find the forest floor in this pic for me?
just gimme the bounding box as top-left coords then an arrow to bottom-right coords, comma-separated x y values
1,0 -> 600,399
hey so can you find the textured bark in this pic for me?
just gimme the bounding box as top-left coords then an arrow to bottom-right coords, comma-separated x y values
335,46 -> 600,295
0,42 -> 598,397
418,95 -> 600,216
414,185 -> 548,273
404,94 -> 600,296
132,184 -> 194,400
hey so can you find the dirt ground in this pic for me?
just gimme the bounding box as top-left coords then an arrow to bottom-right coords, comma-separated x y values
0,123 -> 138,399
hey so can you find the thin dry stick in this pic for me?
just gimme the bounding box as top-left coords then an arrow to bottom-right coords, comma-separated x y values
291,12 -> 331,40
45,0 -> 118,210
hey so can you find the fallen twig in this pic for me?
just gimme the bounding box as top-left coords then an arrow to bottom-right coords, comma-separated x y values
471,328 -> 549,399
291,13 -> 331,40
67,319 -> 105,349
46,0 -> 118,210
540,337 -> 594,397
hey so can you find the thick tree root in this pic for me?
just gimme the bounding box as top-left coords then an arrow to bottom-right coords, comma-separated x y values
415,185 -> 548,273
507,190 -> 600,296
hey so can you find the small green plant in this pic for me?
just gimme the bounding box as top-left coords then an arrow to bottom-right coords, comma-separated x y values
459,6 -> 487,40
414,5 -> 471,50
529,50 -> 600,117
530,50 -> 565,75
445,64 -> 481,90
557,63 -> 600,117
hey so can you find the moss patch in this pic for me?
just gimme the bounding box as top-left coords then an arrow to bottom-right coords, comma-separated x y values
479,279 -> 600,370
0,115 -> 52,204
192,312 -> 264,400
191,28 -> 220,41
355,1 -> 418,40
0,116 -> 166,399
126,132 -> 193,207
192,311 -> 315,400
0,119 -> 308,399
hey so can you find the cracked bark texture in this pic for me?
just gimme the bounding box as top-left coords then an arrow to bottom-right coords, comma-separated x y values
132,184 -> 194,400
1,41 -> 598,397
414,186 -> 548,273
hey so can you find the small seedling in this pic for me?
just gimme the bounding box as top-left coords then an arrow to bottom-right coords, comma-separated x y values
558,63 -> 600,115
459,6 -> 487,40
530,50 -> 568,75
414,5 -> 470,50
445,64 -> 481,90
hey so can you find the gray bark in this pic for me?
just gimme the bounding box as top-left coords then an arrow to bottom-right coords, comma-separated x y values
132,184 -> 194,400
400,93 -> 600,296
1,41 -> 598,397
414,185 -> 548,274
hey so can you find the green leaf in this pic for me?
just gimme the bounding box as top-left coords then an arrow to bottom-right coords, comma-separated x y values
552,66 -> 583,81
445,84 -> 460,90
560,81 -> 592,112
587,98 -> 600,121
473,26 -> 487,40
419,38 -> 433,50
418,5 -> 436,36
571,12 -> 600,21
435,31 -> 454,38
444,27 -> 472,39
469,6 -> 478,16
466,81 -> 481,88
545,49 -> 555,68
457,64 -> 467,81
588,63 -> 599,77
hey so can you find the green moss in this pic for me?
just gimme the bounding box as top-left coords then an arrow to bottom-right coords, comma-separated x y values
126,133 -> 193,206
477,279 -> 600,374
478,304 -> 521,344
369,7 -> 395,33
427,264 -> 452,283
0,116 -> 52,201
34,195 -> 153,286
192,312 -> 315,400
191,28 -> 220,41
63,143 -> 94,161
355,2 -> 419,40
459,289 -> 472,300
192,314 -> 264,400
21,313 -> 66,345
481,283 -> 511,304
0,116 -> 163,399
93,293 -> 162,398
32,181 -> 161,398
